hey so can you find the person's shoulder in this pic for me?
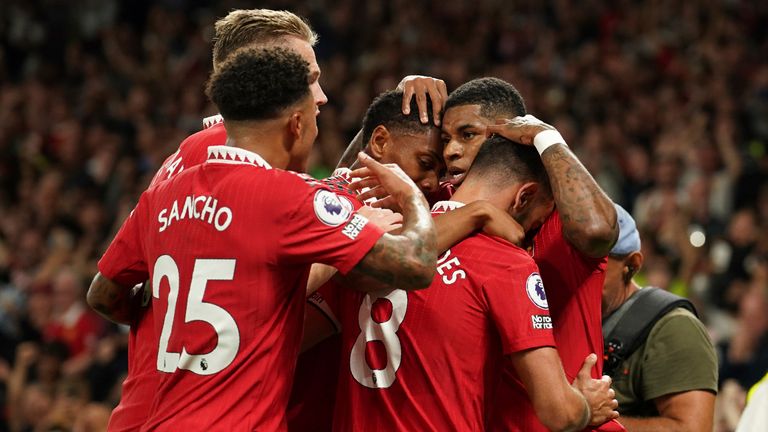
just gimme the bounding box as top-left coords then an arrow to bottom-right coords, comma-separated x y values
462,234 -> 536,272
319,169 -> 361,201
650,306 -> 708,338
181,121 -> 227,149
644,304 -> 715,359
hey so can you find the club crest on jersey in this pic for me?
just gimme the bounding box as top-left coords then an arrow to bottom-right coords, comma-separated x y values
526,272 -> 548,310
313,189 -> 353,226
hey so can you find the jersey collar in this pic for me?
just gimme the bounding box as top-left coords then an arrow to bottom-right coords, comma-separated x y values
203,114 -> 224,129
431,200 -> 465,213
206,145 -> 272,169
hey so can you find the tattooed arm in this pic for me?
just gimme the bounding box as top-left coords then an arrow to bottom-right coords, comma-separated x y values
487,115 -> 618,258
86,273 -> 142,325
540,144 -> 617,257
344,153 -> 437,291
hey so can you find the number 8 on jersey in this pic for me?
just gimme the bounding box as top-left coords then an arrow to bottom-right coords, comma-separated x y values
350,289 -> 408,388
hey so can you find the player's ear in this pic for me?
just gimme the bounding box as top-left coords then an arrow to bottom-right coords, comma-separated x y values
369,125 -> 390,159
512,182 -> 539,210
288,110 -> 303,148
626,251 -> 643,275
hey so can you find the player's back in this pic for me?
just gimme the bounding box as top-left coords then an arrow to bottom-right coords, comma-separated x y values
149,117 -> 226,188
139,147 -> 316,430
334,205 -> 552,432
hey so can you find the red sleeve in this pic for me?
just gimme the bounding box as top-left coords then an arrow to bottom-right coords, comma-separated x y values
536,210 -> 605,281
484,254 -> 556,355
98,193 -> 150,287
278,182 -> 384,275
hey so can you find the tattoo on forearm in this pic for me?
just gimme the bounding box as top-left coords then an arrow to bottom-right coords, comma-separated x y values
541,145 -> 618,256
356,193 -> 436,288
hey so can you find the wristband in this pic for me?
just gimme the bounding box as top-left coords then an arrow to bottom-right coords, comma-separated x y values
533,130 -> 567,155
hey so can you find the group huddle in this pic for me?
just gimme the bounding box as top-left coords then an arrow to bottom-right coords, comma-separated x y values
87,9 -> 627,432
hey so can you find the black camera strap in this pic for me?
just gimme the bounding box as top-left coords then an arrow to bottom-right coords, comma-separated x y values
602,287 -> 697,378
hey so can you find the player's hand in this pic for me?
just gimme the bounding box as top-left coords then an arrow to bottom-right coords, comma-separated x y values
348,153 -> 421,212
472,201 -> 525,245
397,75 -> 448,126
485,114 -> 559,146
357,206 -> 403,233
572,354 -> 620,426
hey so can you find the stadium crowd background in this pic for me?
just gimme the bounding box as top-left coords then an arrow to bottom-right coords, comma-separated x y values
0,0 -> 766,430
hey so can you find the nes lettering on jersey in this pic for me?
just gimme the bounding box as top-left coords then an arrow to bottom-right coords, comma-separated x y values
525,272 -> 549,310
158,194 -> 232,232
436,249 -> 466,285
531,314 -> 553,330
313,189 -> 353,227
342,213 -> 369,240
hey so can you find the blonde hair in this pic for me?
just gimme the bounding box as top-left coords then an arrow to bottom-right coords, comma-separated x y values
212,9 -> 317,69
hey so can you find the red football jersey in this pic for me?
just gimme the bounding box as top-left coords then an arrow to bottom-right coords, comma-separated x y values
105,285 -> 154,432
287,169 -> 363,432
332,200 -> 555,431
149,116 -> 226,187
490,209 -> 612,431
287,287 -> 343,432
426,181 -> 455,206
98,145 -> 383,431
106,117 -> 226,431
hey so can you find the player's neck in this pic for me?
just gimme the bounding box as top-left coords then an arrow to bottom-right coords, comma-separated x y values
224,122 -> 290,169
451,182 -> 510,211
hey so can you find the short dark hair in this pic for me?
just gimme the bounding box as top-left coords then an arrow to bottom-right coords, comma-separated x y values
362,90 -> 436,143
468,135 -> 551,194
206,47 -> 310,121
444,77 -> 526,119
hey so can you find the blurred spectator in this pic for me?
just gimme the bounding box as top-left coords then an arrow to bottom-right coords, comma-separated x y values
43,268 -> 105,376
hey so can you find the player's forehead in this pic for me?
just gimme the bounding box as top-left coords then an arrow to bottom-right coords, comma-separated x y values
392,129 -> 442,153
441,104 -> 491,133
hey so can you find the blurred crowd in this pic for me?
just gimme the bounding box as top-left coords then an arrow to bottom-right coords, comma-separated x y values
0,0 -> 766,430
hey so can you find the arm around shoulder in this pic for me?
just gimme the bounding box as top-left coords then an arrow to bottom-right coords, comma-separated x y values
540,144 -> 618,258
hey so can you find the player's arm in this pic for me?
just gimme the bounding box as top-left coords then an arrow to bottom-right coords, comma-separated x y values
306,206 -> 403,295
433,201 -> 524,251
618,391 -> 715,432
307,264 -> 337,296
336,75 -> 448,168
347,154 -> 437,290
349,191 -> 524,252
86,273 -> 142,325
301,292 -> 342,352
487,115 -> 618,257
511,350 -> 617,431
88,194 -> 149,325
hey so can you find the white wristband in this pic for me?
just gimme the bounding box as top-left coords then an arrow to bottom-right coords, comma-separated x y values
533,130 -> 567,155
